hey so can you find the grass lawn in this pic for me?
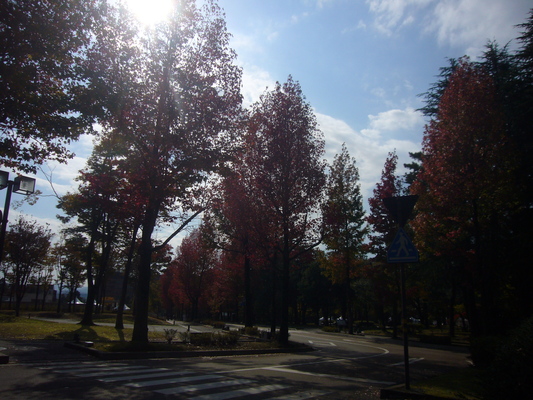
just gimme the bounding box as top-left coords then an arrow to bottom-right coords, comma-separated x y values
0,312 -> 163,342
411,367 -> 485,400
2,312 -> 485,399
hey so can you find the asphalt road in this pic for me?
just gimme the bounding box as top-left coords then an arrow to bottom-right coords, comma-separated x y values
0,324 -> 470,400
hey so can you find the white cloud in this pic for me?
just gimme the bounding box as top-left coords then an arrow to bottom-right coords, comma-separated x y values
366,0 -> 531,53
230,32 -> 264,55
305,0 -> 334,9
367,107 -> 424,132
241,64 -> 276,107
427,0 -> 528,51
366,0 -> 433,35
316,111 -> 420,203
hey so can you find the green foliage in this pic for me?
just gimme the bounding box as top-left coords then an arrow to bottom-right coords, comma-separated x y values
0,314 -> 133,341
163,328 -> 178,344
0,0 -> 100,173
470,335 -> 505,367
484,316 -> 533,399
211,321 -> 228,329
412,367 -> 484,400
182,331 -> 240,347
241,326 -> 259,336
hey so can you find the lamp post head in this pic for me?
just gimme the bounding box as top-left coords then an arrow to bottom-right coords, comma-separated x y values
0,171 -> 8,190
13,176 -> 36,195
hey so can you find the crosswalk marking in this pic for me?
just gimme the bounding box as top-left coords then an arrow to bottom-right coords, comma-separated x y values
127,373 -> 222,388
41,363 -> 137,373
188,384 -> 289,400
154,379 -> 254,395
31,361 -> 330,399
46,365 -> 147,375
99,370 -> 189,383
268,391 -> 331,399
82,367 -> 166,377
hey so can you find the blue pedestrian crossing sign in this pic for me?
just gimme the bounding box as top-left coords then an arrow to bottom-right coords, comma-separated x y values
387,228 -> 419,263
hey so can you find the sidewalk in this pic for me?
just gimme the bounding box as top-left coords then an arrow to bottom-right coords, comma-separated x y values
0,339 -> 94,364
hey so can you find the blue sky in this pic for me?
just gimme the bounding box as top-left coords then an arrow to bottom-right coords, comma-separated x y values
4,0 -> 532,247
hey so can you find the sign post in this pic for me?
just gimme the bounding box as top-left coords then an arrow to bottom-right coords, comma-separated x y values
383,195 -> 419,391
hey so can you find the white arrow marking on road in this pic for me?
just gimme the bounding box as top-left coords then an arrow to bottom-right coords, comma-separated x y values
308,340 -> 336,346
388,357 -> 425,366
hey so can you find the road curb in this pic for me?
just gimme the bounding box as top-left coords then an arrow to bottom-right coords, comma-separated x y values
64,341 -> 315,360
0,352 -> 9,364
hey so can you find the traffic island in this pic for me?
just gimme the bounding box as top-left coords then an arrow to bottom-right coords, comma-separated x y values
64,340 -> 314,360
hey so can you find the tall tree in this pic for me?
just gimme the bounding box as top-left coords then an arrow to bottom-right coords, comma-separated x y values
244,76 -> 326,344
57,142 -> 128,325
322,143 -> 366,333
366,151 -> 402,333
412,58 -> 515,337
95,0 -> 242,343
204,171 -> 262,327
0,0 -> 101,173
3,216 -> 52,316
367,151 -> 400,259
52,233 -> 86,313
166,226 -> 218,321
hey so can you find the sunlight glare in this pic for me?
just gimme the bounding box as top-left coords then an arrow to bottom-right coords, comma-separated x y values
126,0 -> 173,26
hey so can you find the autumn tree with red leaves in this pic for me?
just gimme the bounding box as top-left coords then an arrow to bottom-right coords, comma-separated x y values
365,151 -> 403,332
93,0 -> 242,343
412,57 -> 516,337
204,170 -> 263,327
321,143 -> 366,333
367,151 -> 401,259
164,226 -> 219,321
242,76 -> 326,344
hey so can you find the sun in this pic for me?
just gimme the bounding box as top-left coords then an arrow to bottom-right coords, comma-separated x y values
125,0 -> 174,26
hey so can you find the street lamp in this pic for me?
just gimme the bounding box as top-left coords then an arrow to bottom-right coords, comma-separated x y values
0,170 -> 37,266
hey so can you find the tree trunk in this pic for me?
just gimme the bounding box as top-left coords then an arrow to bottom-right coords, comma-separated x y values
116,224 -> 139,329
80,231 -> 97,326
270,259 -> 277,336
279,229 -> 291,345
244,253 -> 254,327
132,210 -> 157,343
56,280 -> 63,314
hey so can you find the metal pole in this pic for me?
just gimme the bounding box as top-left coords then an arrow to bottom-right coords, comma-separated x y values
400,263 -> 410,390
0,180 -> 14,267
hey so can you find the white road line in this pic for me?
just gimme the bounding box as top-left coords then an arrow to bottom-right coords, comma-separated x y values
52,365 -> 148,376
188,384 -> 289,400
154,379 -> 254,395
39,363 -> 129,372
264,366 -> 396,386
308,340 -> 336,347
388,357 -> 424,367
79,367 -> 165,377
99,370 -> 190,383
268,390 -> 331,399
125,371 -> 200,387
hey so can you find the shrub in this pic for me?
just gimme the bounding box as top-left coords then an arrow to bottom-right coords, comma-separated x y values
484,316 -> 533,399
184,331 -> 240,347
470,335 -> 504,367
240,326 -> 260,336
418,334 -> 452,345
163,328 -> 178,344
